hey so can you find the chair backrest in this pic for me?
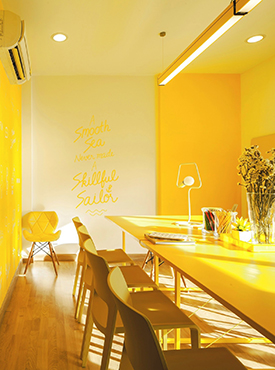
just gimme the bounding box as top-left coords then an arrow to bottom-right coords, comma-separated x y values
72,216 -> 82,230
77,225 -> 97,253
84,239 -> 115,306
26,211 -> 59,234
72,217 -> 84,244
108,267 -> 168,370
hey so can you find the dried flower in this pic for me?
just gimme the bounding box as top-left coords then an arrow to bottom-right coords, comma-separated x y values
237,145 -> 275,194
238,146 -> 275,243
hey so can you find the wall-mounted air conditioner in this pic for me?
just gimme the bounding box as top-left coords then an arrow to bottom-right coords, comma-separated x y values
0,10 -> 31,85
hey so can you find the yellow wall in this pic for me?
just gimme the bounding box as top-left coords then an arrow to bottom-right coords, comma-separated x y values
0,3 -> 22,306
158,73 -> 241,217
240,53 -> 275,215
241,54 -> 275,150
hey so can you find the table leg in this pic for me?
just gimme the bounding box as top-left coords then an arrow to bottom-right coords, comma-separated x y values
122,231 -> 126,252
175,269 -> 181,349
154,255 -> 159,286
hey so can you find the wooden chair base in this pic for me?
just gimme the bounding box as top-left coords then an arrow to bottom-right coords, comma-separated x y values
24,241 -> 59,276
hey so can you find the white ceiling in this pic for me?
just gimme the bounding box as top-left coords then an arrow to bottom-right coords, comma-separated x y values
2,0 -> 275,76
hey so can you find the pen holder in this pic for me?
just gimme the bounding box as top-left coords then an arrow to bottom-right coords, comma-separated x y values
202,207 -> 237,236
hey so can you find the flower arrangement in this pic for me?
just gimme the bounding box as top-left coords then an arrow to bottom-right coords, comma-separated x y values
237,145 -> 275,193
237,145 -> 275,243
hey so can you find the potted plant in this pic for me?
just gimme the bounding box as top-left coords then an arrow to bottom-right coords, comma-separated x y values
232,217 -> 251,242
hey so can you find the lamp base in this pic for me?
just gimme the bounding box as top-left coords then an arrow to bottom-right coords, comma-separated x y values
173,221 -> 203,228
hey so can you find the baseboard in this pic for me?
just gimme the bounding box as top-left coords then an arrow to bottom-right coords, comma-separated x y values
44,254 -> 77,262
0,259 -> 23,326
22,253 -> 77,263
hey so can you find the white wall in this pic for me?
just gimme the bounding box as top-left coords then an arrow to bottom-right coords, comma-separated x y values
22,75 -> 156,255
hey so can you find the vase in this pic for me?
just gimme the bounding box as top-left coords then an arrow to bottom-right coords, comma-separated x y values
247,192 -> 275,244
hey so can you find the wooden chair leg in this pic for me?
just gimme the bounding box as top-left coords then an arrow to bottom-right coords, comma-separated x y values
52,246 -> 60,265
77,285 -> 87,323
75,265 -> 86,319
99,309 -> 117,370
49,242 -> 60,265
24,243 -> 35,274
72,263 -> 81,296
81,289 -> 95,366
48,242 -> 58,276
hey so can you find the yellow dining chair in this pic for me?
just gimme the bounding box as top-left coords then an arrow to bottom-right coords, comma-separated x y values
23,211 -> 61,276
72,216 -> 135,299
72,217 -> 87,297
75,225 -> 157,322
108,266 -> 247,370
72,219 -> 143,320
81,240 -> 200,369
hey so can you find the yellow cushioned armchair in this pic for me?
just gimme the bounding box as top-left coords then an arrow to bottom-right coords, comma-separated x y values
23,211 -> 61,275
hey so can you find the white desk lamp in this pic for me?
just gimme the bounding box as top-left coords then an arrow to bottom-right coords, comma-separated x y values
176,163 -> 202,227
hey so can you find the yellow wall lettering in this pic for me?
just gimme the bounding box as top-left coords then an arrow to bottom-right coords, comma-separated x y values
84,137 -> 105,153
97,149 -> 114,159
72,115 -> 119,215
74,153 -> 95,162
76,188 -> 118,209
72,169 -> 119,191
74,119 -> 111,143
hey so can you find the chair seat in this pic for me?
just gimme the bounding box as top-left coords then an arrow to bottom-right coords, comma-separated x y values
131,290 -> 197,330
117,265 -> 158,289
23,229 -> 61,242
164,347 -> 245,370
93,287 -> 198,337
98,249 -> 134,265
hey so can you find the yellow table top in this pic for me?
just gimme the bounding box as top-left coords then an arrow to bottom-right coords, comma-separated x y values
106,215 -> 275,343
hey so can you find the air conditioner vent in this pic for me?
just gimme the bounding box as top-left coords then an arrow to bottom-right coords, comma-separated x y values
0,10 -> 31,85
8,46 -> 25,80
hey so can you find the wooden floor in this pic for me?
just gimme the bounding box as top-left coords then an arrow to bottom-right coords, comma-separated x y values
0,256 -> 274,370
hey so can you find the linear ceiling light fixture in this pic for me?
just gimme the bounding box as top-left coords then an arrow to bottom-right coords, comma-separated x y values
158,0 -> 263,86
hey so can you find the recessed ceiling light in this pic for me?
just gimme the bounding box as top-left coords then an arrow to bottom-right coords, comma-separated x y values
246,35 -> 265,44
52,33 -> 67,42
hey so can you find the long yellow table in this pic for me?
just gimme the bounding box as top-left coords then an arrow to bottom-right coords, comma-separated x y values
106,215 -> 275,344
